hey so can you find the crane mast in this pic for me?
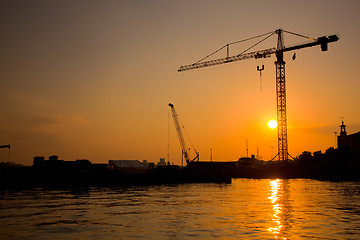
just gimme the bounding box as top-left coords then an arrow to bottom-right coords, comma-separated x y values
169,103 -> 199,165
275,29 -> 288,162
178,29 -> 339,162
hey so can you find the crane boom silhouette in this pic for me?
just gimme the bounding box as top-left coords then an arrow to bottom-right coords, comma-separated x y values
178,29 -> 339,162
169,103 -> 199,165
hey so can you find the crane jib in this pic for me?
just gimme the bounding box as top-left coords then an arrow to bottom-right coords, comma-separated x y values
178,48 -> 276,72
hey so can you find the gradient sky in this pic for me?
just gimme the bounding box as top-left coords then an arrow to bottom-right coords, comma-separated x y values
1,0 -> 359,165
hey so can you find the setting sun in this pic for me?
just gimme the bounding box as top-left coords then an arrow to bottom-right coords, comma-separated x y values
267,119 -> 277,129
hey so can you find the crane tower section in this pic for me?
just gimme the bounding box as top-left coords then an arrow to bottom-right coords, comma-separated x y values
275,29 -> 288,162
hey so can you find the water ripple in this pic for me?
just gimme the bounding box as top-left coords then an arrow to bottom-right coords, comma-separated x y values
1,180 -> 360,239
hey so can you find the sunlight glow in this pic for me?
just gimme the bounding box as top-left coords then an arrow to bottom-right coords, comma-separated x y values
268,179 -> 285,239
267,119 -> 278,129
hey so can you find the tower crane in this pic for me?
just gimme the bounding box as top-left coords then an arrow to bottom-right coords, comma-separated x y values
178,29 -> 339,162
169,103 -> 199,166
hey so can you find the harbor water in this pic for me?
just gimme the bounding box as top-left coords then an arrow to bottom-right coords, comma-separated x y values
1,179 -> 360,239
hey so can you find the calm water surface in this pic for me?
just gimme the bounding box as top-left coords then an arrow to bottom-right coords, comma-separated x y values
1,179 -> 360,239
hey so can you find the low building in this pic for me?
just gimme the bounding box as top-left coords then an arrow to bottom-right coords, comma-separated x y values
142,160 -> 155,168
32,155 -> 93,170
33,155 -> 64,168
33,156 -> 45,166
157,158 -> 166,166
237,155 -> 263,168
108,160 -> 148,174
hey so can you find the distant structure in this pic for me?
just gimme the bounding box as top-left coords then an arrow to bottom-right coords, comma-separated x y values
158,158 -> 166,166
108,160 -> 148,174
337,121 -> 360,151
32,156 -> 172,173
238,155 -> 263,168
32,155 -> 107,170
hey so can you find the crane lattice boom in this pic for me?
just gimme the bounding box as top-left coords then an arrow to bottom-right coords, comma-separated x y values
179,31 -> 338,72
169,103 -> 199,165
178,48 -> 276,72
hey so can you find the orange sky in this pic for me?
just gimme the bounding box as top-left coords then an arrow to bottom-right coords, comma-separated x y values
1,0 -> 359,165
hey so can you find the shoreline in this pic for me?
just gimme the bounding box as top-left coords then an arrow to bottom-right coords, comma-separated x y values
1,164 -> 359,189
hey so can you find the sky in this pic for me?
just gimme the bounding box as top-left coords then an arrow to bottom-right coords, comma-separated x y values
1,0 -> 359,165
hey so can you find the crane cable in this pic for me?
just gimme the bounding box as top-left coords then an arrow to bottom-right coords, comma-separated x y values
195,31 -> 276,64
167,107 -> 170,163
257,58 -> 264,92
177,115 -> 198,158
236,32 -> 275,57
194,29 -> 315,65
282,30 -> 316,41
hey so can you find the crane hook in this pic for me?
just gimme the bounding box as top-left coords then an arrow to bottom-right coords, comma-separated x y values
257,65 -> 264,91
257,65 -> 264,71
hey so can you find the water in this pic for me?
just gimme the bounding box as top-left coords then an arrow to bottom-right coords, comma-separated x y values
1,179 -> 360,239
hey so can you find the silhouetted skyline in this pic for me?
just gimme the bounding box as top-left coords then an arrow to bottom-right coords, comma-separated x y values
1,0 -> 359,165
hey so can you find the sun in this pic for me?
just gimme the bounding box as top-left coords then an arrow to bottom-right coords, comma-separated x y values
267,119 -> 277,129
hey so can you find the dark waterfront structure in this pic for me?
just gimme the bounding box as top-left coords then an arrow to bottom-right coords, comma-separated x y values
338,121 -> 360,152
335,121 -> 360,176
33,155 -> 100,170
291,121 -> 360,180
2,120 -> 360,190
0,156 -> 232,189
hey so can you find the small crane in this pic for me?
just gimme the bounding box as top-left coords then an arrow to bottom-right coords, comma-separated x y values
178,29 -> 339,162
169,103 -> 199,166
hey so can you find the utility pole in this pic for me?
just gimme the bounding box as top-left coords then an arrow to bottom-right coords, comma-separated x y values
246,139 -> 249,158
334,131 -> 337,148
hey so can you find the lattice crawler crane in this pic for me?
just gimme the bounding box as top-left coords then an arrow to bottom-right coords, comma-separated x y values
169,103 -> 199,166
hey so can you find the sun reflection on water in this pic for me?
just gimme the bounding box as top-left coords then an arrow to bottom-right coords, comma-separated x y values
267,179 -> 292,239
